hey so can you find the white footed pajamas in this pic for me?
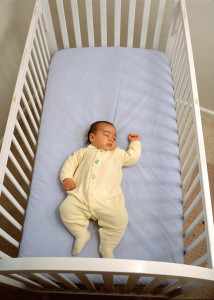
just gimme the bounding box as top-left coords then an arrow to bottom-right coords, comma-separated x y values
60,141 -> 141,258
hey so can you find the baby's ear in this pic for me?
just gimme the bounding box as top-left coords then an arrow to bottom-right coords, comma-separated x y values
89,133 -> 94,143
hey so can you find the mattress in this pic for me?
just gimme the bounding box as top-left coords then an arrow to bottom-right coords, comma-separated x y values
19,47 -> 183,267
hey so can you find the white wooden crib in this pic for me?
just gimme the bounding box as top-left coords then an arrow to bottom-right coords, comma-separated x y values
0,0 -> 214,298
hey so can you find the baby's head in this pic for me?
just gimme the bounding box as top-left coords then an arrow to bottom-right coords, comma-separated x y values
88,121 -> 117,151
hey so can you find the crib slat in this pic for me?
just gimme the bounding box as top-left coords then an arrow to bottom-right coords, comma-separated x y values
140,0 -> 151,48
102,273 -> 114,293
124,274 -> 141,294
56,0 -> 69,48
183,173 -> 200,205
143,276 -> 165,294
0,228 -> 19,248
178,100 -> 191,144
34,34 -> 48,78
12,135 -> 33,173
172,30 -> 183,77
7,274 -> 45,289
15,121 -> 35,160
185,232 -> 206,255
176,77 -> 188,120
27,273 -> 63,290
74,273 -> 97,292
21,92 -> 39,135
1,185 -> 25,215
175,52 -> 186,100
38,15 -> 50,61
192,253 -> 208,266
170,21 -> 182,68
29,56 -> 44,99
114,0 -> 121,47
18,106 -> 37,147
182,156 -> 198,189
173,41 -> 185,88
184,191 -> 202,221
174,48 -> 186,98
160,279 -> 188,295
85,0 -> 94,47
24,80 -> 40,122
0,251 -> 11,258
27,69 -> 42,111
184,210 -> 204,238
177,90 -> 190,132
176,72 -> 189,119
9,151 -> 30,186
32,46 -> 45,88
0,205 -> 22,232
100,0 -> 107,47
171,25 -> 183,72
70,0 -> 82,47
165,0 -> 180,58
180,124 -> 194,161
50,273 -> 80,291
5,168 -> 28,200
36,24 -> 49,70
127,0 -> 136,47
153,0 -> 166,50
181,140 -> 196,175
0,275 -> 29,290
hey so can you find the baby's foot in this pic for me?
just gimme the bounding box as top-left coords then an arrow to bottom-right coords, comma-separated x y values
72,231 -> 91,255
99,246 -> 114,258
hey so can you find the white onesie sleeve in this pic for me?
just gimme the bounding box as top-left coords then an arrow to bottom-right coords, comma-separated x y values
60,148 -> 86,182
121,141 -> 141,167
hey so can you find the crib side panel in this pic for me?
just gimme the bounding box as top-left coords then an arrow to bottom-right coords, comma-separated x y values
169,0 -> 214,269
44,0 -> 175,51
0,0 -> 50,258
0,258 -> 214,298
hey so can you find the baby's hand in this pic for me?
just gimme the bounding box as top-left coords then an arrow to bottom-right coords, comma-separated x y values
129,133 -> 140,142
63,178 -> 77,191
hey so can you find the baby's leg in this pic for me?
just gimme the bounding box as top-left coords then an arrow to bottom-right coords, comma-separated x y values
60,195 -> 91,255
96,196 -> 128,258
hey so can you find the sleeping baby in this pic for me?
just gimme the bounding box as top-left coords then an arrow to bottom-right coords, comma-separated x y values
59,121 -> 141,258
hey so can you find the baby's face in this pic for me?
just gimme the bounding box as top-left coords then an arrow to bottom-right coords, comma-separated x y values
90,124 -> 117,151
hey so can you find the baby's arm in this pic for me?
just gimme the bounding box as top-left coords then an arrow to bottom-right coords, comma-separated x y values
63,178 -> 76,191
60,148 -> 85,192
121,133 -> 141,167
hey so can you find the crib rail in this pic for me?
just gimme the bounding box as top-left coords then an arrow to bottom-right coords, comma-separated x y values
0,258 -> 214,298
0,0 -> 214,298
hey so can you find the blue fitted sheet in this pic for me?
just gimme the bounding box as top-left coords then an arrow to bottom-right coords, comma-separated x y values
19,47 -> 183,269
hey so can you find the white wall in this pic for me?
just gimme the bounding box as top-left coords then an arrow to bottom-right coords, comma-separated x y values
0,0 -> 35,145
186,0 -> 214,115
0,0 -> 214,145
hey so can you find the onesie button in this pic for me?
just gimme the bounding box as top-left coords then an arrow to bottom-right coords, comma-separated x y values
92,174 -> 96,179
95,160 -> 99,164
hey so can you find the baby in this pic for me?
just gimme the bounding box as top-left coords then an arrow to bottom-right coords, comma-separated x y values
59,121 -> 141,258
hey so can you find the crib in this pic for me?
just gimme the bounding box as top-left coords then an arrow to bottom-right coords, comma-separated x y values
0,0 -> 214,298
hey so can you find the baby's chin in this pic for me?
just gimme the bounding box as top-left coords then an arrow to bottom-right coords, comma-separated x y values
102,145 -> 116,151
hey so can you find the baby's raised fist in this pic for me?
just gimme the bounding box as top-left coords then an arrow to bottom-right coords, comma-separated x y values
129,133 -> 140,141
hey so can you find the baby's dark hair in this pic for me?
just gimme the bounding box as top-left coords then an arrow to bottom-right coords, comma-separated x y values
88,121 -> 115,143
